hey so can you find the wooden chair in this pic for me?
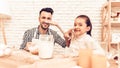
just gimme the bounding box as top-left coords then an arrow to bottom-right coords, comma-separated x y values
0,19 -> 7,45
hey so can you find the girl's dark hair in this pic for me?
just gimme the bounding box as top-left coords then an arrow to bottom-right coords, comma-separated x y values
76,15 -> 92,36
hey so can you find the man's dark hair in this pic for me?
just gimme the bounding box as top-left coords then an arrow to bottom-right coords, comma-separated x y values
39,7 -> 54,15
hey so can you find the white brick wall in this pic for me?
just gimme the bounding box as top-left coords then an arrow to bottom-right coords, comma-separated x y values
0,0 -> 106,46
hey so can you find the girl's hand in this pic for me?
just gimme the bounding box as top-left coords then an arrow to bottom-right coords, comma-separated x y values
64,28 -> 74,40
64,28 -> 74,47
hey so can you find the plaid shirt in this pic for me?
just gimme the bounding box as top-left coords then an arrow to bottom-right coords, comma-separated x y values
20,27 -> 66,49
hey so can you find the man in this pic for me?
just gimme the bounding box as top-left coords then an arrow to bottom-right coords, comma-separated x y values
20,7 -> 66,54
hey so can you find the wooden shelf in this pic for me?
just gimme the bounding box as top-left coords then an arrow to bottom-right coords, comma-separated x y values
111,21 -> 120,27
101,1 -> 120,52
111,41 -> 119,44
111,2 -> 120,7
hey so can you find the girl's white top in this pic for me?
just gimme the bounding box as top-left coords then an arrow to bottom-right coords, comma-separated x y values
67,33 -> 105,56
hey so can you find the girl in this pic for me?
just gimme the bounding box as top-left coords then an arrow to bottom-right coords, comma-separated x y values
64,15 -> 105,56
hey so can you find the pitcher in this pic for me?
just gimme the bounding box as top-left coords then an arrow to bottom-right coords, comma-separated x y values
38,35 -> 54,59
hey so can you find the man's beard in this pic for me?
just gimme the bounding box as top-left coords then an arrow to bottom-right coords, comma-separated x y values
40,24 -> 49,30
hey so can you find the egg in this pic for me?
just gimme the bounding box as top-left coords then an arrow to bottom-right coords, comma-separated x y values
4,48 -> 12,56
0,43 -> 6,50
0,50 -> 4,57
72,66 -> 82,68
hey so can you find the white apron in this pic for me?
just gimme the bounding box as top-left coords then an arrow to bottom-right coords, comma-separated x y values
29,28 -> 54,59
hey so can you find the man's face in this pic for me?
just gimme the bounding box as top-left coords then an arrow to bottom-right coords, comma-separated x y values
39,11 -> 52,30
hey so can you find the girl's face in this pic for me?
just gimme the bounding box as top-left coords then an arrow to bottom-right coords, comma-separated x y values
73,17 -> 90,36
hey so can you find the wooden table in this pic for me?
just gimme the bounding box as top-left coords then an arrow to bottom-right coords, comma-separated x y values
0,50 -> 118,68
0,56 -> 29,68
0,50 -> 34,68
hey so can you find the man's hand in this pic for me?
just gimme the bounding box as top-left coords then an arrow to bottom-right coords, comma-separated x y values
24,42 -> 38,55
24,42 -> 33,51
48,21 -> 65,34
29,48 -> 38,55
48,21 -> 58,26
